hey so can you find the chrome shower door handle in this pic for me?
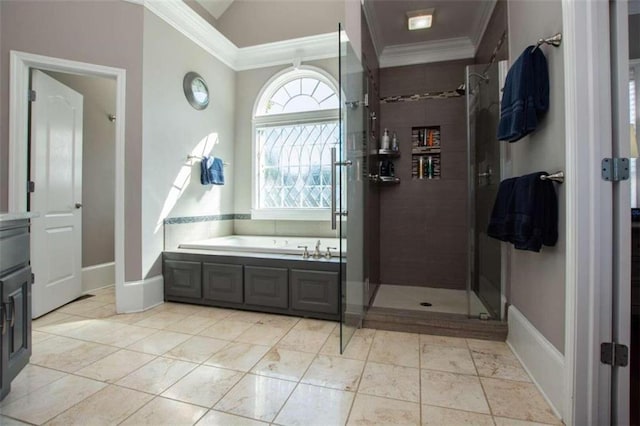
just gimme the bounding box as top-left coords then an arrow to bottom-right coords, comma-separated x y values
331,147 -> 353,230
331,147 -> 337,230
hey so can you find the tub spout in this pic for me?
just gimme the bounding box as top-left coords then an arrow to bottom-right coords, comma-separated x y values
313,240 -> 322,259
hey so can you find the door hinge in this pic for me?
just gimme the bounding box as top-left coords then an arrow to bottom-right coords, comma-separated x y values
31,273 -> 35,284
27,181 -> 35,193
28,90 -> 36,102
601,158 -> 630,181
601,342 -> 629,367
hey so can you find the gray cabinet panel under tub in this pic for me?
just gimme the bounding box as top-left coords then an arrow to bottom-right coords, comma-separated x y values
291,269 -> 339,314
164,260 -> 202,299
162,251 -> 340,321
203,263 -> 243,304
244,266 -> 288,309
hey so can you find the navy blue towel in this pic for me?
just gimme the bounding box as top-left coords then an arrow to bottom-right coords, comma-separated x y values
200,156 -> 225,186
497,46 -> 549,142
200,156 -> 213,185
487,172 -> 558,252
487,177 -> 518,242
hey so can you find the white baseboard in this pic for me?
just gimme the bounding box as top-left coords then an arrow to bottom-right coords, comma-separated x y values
507,305 -> 565,420
116,275 -> 164,314
82,262 -> 115,293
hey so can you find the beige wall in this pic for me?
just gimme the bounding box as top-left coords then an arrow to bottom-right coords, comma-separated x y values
216,0 -> 344,47
507,0 -> 566,352
45,71 -> 116,269
0,0 -> 144,281
142,10 -> 236,277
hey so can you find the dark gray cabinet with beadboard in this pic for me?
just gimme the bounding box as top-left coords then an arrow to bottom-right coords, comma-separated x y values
163,251 -> 340,321
0,216 -> 34,400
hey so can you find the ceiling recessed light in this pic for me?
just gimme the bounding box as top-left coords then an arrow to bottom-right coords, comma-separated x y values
407,9 -> 434,31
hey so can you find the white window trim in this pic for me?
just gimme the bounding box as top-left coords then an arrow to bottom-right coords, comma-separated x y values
251,66 -> 340,221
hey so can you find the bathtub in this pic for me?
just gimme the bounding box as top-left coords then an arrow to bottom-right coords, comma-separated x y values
179,235 -> 346,257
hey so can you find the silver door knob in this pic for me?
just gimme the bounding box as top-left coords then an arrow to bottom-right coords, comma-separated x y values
75,203 -> 82,209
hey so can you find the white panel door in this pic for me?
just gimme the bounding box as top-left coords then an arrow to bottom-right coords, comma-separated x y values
30,70 -> 83,318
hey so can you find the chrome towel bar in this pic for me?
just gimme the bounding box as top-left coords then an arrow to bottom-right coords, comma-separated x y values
186,155 -> 229,166
540,171 -> 564,183
531,33 -> 562,52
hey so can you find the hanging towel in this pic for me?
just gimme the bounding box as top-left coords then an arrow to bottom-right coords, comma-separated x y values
509,172 -> 557,251
208,157 -> 225,185
497,46 -> 549,142
487,172 -> 558,252
200,156 -> 213,185
487,177 -> 519,242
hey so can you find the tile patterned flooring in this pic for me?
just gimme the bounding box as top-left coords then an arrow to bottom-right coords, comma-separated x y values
0,286 -> 563,425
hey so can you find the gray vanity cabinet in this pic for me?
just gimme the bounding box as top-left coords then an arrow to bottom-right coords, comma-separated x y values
164,260 -> 202,299
0,218 -> 33,400
203,263 -> 243,304
290,269 -> 339,315
2,267 -> 31,387
244,266 -> 288,309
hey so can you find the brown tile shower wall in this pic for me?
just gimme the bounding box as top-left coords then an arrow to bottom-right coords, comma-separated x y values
379,60 -> 473,290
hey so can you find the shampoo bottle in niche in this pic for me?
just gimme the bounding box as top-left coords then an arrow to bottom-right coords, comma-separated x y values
426,155 -> 434,179
391,131 -> 399,151
381,128 -> 390,150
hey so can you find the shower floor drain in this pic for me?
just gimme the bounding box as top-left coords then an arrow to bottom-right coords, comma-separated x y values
419,302 -> 433,307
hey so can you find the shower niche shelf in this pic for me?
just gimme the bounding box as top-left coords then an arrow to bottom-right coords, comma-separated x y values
411,126 -> 441,180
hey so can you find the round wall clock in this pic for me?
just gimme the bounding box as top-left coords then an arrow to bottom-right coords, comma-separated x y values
183,71 -> 209,110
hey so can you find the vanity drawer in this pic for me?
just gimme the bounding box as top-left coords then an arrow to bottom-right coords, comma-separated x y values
0,222 -> 30,274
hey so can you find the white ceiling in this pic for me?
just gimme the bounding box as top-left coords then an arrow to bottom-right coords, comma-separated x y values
195,0 -> 235,19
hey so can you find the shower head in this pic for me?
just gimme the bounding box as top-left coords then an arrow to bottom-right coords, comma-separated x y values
454,72 -> 489,96
469,72 -> 490,83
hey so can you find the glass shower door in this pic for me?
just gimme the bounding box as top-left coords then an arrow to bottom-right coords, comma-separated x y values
338,25 -> 366,352
466,62 -> 503,320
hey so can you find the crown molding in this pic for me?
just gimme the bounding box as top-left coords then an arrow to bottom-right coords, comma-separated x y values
235,33 -> 337,71
361,0 -> 382,58
470,0 -> 498,51
138,0 -> 338,71
144,0 -> 238,68
379,37 -> 475,68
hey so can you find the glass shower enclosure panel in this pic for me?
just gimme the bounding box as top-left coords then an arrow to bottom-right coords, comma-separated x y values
338,25 -> 366,352
466,62 -> 503,320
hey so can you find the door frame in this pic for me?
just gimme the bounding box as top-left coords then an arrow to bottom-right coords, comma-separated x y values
8,50 -> 126,308
561,0 -> 616,425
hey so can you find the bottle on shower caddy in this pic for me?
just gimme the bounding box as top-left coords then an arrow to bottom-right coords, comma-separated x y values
381,128 -> 390,150
391,131 -> 399,151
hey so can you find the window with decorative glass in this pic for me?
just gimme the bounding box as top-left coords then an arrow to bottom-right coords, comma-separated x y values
252,68 -> 340,220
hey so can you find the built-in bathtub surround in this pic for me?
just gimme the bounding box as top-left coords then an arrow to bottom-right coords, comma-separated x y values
163,214 -> 240,250
163,215 -> 339,250
234,218 -> 341,238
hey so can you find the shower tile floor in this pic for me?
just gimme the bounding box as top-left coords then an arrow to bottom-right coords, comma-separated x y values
373,284 -> 489,317
0,285 -> 563,425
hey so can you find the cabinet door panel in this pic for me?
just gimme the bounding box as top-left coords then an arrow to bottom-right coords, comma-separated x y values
291,269 -> 339,314
203,263 -> 243,304
164,260 -> 202,300
1,266 -> 32,391
244,266 -> 288,308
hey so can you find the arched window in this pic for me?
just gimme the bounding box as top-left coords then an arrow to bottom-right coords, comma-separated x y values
252,67 -> 339,220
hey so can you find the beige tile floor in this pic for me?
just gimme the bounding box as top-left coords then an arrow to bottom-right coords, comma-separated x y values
0,286 -> 564,425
